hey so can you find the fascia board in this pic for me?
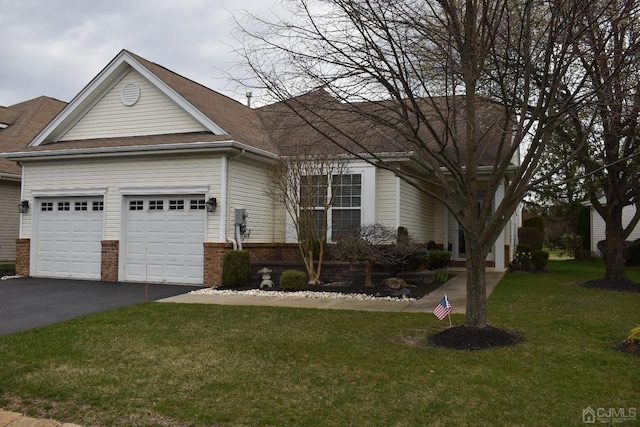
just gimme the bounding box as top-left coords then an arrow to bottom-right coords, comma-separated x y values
2,140 -> 279,162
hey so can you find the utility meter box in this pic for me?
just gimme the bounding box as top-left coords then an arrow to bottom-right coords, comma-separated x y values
235,209 -> 248,233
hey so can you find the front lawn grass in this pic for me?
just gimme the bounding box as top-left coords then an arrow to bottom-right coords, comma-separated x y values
0,260 -> 638,426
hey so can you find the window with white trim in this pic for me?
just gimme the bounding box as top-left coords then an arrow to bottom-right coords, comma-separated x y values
149,200 -> 164,211
57,201 -> 70,211
92,201 -> 104,211
300,173 -> 362,242
41,202 -> 53,212
169,199 -> 185,211
74,201 -> 88,211
129,200 -> 144,211
190,199 -> 206,210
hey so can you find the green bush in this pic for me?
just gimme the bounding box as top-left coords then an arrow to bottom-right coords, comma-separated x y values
279,269 -> 307,291
523,216 -> 544,234
406,247 -> 430,270
561,233 -> 583,258
221,250 -> 251,288
428,250 -> 451,270
518,227 -> 543,250
531,250 -> 549,270
627,239 -> 640,266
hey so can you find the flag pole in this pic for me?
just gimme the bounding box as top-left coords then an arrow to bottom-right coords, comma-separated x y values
446,294 -> 452,327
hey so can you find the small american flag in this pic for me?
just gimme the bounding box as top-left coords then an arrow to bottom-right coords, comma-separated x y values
433,295 -> 452,320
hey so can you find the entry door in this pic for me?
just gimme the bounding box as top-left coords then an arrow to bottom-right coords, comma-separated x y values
124,196 -> 205,284
35,198 -> 104,279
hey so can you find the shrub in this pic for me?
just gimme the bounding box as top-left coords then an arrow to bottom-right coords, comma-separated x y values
510,245 -> 533,272
406,247 -> 430,270
221,250 -> 251,288
561,233 -> 583,258
627,239 -> 640,266
531,250 -> 549,270
428,250 -> 451,270
518,227 -> 543,251
523,216 -> 544,234
279,269 -> 307,291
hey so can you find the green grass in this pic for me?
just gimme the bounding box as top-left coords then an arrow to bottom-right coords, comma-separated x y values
0,260 -> 639,426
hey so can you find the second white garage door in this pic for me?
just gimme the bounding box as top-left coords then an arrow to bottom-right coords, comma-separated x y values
123,196 -> 205,284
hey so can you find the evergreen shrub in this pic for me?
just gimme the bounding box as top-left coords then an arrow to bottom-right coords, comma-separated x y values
279,269 -> 307,291
222,250 -> 251,288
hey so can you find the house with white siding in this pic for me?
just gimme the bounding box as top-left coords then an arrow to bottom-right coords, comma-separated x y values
588,200 -> 640,255
0,97 -> 66,264
1,50 -> 519,285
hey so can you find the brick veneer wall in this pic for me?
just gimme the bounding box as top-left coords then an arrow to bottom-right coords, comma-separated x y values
101,240 -> 119,282
204,242 -> 304,287
15,238 -> 30,276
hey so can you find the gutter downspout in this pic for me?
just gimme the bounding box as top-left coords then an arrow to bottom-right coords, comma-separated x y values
224,149 -> 246,249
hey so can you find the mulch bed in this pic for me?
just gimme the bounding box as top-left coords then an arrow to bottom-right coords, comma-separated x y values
220,274 -> 448,299
614,340 -> 640,357
428,325 -> 523,350
580,277 -> 640,292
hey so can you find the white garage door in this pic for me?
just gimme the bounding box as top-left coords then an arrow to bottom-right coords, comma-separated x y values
124,196 -> 205,284
35,198 -> 104,279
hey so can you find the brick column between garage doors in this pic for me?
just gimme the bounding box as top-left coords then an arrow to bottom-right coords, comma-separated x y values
101,240 -> 119,282
15,238 -> 30,276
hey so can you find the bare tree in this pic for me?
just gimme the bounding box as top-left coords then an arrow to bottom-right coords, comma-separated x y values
237,0 -> 606,329
267,151 -> 347,285
560,0 -> 640,287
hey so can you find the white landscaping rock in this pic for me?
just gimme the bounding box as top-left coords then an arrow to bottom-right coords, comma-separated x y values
189,288 -> 416,302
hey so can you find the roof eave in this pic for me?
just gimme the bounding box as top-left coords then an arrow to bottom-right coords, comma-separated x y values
2,140 -> 279,162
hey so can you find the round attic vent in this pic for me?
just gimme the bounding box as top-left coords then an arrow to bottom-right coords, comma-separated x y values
121,83 -> 140,106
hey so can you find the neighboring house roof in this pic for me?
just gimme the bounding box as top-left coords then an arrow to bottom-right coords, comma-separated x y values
0,96 -> 66,176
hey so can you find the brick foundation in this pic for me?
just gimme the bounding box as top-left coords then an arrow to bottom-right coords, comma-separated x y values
101,240 -> 119,282
15,238 -> 30,276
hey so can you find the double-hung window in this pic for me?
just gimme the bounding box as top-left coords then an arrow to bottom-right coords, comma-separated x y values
300,173 -> 362,242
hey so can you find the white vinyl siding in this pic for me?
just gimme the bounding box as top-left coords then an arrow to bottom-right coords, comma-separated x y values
60,70 -> 208,141
227,159 -> 276,242
20,155 -> 223,242
0,181 -> 20,262
399,179 -> 433,243
591,204 -> 640,254
375,169 -> 397,227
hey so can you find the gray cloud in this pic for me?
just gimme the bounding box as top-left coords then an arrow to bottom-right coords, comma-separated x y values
0,0 -> 282,106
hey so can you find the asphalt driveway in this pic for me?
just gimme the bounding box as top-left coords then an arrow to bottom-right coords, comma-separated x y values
0,277 -> 201,335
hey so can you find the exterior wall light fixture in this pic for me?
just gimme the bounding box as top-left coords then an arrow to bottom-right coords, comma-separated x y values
206,197 -> 217,213
18,200 -> 29,213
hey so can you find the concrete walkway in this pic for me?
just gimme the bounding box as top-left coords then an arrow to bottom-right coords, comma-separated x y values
159,271 -> 505,314
0,410 -> 81,427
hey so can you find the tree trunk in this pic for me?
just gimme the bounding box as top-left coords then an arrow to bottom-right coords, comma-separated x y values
604,206 -> 629,283
465,244 -> 488,328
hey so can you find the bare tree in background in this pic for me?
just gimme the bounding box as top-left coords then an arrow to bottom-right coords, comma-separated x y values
237,0 -> 613,329
561,0 -> 640,288
267,152 -> 347,285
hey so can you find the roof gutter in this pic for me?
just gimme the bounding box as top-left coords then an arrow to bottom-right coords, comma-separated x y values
0,172 -> 21,182
1,140 -> 279,162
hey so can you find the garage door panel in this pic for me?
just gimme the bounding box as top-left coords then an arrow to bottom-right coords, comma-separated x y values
35,197 -> 103,280
124,196 -> 205,284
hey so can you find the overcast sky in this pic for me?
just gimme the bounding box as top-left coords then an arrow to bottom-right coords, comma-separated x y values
0,0 -> 284,107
